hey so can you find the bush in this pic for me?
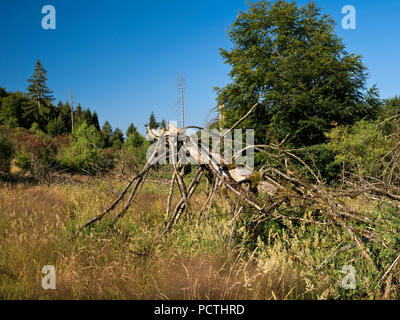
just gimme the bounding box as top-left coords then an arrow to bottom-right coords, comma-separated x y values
295,144 -> 340,184
14,152 -> 31,172
102,147 -> 119,171
326,120 -> 392,180
13,131 -> 59,180
117,139 -> 151,176
60,122 -> 105,174
0,130 -> 13,173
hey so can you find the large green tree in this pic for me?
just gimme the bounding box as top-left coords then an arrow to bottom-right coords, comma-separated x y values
25,60 -> 54,128
216,0 -> 374,147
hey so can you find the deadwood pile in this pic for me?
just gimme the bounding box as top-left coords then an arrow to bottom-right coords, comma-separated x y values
70,106 -> 400,293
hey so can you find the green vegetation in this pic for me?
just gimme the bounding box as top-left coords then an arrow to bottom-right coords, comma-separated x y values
1,0 -> 400,300
216,0 -> 377,148
60,122 -> 105,174
0,130 -> 13,173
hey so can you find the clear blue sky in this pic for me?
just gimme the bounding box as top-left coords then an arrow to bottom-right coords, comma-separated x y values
1,0 -> 399,135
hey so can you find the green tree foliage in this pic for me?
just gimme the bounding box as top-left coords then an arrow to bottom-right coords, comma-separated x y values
60,122 -> 105,174
101,121 -> 113,147
0,87 -> 8,115
120,123 -> 147,174
25,60 -> 54,128
110,128 -> 124,149
216,0 -> 374,147
124,123 -> 145,150
0,129 -> 13,173
47,114 -> 68,137
160,119 -> 167,130
126,122 -> 137,136
0,92 -> 30,128
91,111 -> 100,131
378,96 -> 400,135
326,120 -> 391,178
0,87 -> 7,99
146,111 -> 159,129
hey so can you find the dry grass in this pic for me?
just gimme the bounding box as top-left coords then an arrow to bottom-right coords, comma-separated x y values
0,175 -> 385,300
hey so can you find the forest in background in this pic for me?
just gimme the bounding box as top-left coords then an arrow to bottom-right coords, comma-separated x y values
0,58 -> 170,178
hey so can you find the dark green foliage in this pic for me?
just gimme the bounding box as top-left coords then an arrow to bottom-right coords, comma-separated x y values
110,128 -> 124,149
146,111 -> 159,129
378,96 -> 400,135
295,144 -> 340,183
91,112 -> 100,131
0,92 -> 30,128
216,0 -> 374,147
160,119 -> 167,130
126,122 -> 137,137
0,87 -> 7,99
101,121 -> 113,147
47,114 -> 68,137
0,129 -> 13,173
25,59 -> 54,128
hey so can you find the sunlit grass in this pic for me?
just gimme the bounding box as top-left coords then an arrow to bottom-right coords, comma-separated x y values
0,176 -> 398,299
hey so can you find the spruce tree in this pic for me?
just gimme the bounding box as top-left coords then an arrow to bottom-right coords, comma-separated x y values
160,119 -> 167,130
101,121 -> 113,147
25,60 -> 54,127
146,111 -> 159,129
126,122 -> 137,137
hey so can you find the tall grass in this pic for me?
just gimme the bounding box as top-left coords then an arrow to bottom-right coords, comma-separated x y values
0,176 -> 398,299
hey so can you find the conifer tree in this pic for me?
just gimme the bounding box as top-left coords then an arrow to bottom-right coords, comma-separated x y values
25,59 -> 54,127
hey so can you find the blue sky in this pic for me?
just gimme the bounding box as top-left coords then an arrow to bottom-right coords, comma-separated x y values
0,0 -> 399,135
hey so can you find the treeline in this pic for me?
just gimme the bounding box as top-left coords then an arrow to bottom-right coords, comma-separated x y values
0,60 -> 165,178
2,0 -> 400,184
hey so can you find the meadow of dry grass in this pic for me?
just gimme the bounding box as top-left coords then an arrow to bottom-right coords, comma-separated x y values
0,172 -> 397,300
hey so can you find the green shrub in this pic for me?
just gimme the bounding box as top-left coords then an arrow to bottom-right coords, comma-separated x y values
0,131 -> 13,173
60,122 -> 105,174
326,120 -> 392,179
13,131 -> 59,179
295,144 -> 340,184
124,131 -> 145,150
14,152 -> 31,172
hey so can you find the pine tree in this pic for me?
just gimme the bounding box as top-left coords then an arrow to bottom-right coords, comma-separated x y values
101,121 -> 113,147
146,111 -> 159,129
92,111 -> 100,131
160,119 -> 167,130
125,122 -> 145,149
25,60 -> 54,127
126,122 -> 137,137
0,87 -> 7,99
110,128 -> 124,149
